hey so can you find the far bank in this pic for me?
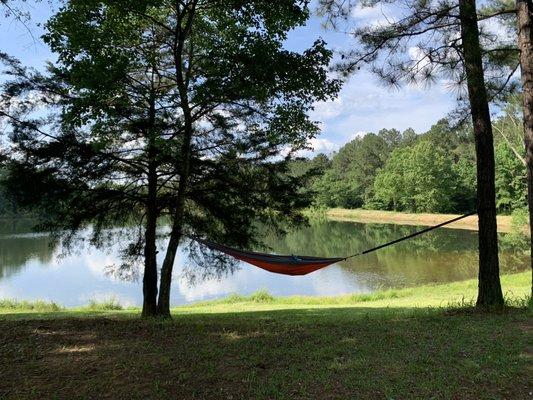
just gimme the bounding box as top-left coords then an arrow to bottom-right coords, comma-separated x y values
324,208 -> 525,233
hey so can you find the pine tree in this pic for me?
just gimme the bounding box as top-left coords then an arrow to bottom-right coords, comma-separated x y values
0,0 -> 340,317
318,0 -> 515,306
516,0 -> 533,296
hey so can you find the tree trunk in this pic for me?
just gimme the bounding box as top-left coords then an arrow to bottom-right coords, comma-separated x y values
156,170 -> 190,317
156,6 -> 196,317
141,184 -> 158,317
141,93 -> 159,317
459,0 -> 504,307
516,0 -> 533,297
156,126 -> 192,317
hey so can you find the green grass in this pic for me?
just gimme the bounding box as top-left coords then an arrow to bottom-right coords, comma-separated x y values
2,272 -> 530,317
0,273 -> 531,399
177,271 -> 531,313
84,298 -> 124,311
0,298 -> 63,312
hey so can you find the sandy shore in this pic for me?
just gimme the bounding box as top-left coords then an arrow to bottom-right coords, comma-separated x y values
325,208 -> 524,233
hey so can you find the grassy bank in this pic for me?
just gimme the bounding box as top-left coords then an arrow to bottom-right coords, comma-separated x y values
1,272 -> 530,318
325,208 -> 520,233
1,273 -> 531,399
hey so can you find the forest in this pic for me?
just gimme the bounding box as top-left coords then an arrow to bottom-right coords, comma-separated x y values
294,96 -> 526,215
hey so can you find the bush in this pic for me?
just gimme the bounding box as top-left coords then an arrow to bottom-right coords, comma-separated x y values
0,299 -> 63,312
85,298 -> 123,311
250,290 -> 274,303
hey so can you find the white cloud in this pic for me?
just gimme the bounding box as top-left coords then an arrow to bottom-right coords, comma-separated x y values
408,46 -> 425,65
176,276 -> 239,302
351,3 -> 397,27
309,137 -> 338,153
295,137 -> 339,157
312,72 -> 454,141
349,130 -> 368,141
479,18 -> 514,46
311,97 -> 343,120
83,254 -> 120,281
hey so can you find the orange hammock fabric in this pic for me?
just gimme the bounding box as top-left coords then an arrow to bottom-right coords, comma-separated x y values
193,237 -> 344,276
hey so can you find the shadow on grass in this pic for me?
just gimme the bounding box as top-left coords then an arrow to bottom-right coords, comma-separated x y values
0,306 -> 531,399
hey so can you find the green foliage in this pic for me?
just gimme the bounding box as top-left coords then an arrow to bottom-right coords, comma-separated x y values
0,169 -> 18,217
249,289 -> 275,303
499,208 -> 529,254
511,207 -> 528,227
85,298 -> 123,311
0,299 -> 63,312
312,129 -> 410,208
373,140 -> 458,213
494,143 -> 527,213
307,111 -> 524,215
313,168 -> 362,208
1,0 -> 339,284
451,157 -> 477,212
207,290 -> 274,304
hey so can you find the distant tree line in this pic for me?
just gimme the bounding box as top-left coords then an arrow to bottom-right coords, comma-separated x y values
295,97 -> 526,215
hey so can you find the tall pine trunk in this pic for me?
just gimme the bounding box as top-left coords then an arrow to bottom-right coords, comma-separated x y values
141,92 -> 159,317
516,0 -> 533,297
156,11 -> 195,317
459,0 -> 504,307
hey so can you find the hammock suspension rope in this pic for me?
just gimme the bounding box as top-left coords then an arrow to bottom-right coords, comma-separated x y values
188,212 -> 476,276
343,211 -> 477,260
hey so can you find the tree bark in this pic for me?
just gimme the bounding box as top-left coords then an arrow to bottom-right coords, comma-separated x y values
156,1 -> 196,317
141,91 -> 159,317
141,175 -> 158,317
156,127 -> 192,317
459,0 -> 504,307
516,0 -> 533,297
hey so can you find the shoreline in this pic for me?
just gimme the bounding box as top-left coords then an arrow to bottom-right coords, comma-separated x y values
1,271 -> 529,317
325,208 -> 522,233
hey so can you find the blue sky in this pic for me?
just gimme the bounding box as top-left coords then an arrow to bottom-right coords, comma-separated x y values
0,1 -> 457,155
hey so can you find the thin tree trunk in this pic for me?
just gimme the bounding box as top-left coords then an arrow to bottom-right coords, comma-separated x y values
459,0 -> 504,307
141,91 -> 159,317
156,2 -> 196,317
141,176 -> 158,317
156,128 -> 192,317
516,0 -> 533,297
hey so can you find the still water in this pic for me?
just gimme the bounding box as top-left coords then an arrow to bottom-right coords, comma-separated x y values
0,218 -> 528,307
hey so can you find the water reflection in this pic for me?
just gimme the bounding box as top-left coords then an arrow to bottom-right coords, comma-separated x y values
0,218 -> 528,306
263,220 -> 526,287
0,219 -> 56,280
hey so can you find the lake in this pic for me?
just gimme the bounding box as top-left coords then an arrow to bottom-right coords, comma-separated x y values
0,218 -> 528,307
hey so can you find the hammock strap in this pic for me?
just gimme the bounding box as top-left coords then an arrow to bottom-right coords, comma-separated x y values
343,212 -> 476,260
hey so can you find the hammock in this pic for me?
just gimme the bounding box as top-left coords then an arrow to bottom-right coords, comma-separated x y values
193,237 -> 344,275
190,212 -> 475,276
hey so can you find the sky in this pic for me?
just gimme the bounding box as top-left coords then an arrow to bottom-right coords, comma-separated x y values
0,1 -> 458,156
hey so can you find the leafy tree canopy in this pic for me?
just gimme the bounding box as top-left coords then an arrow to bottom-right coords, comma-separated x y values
0,0 -> 340,314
